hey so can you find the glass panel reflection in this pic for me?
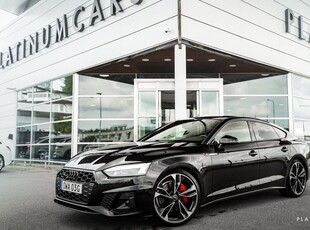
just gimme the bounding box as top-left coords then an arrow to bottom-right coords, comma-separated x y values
17,109 -> 32,126
224,96 -> 288,118
79,75 -> 134,95
187,91 -> 197,118
16,146 -> 30,159
293,97 -> 310,120
32,83 -> 51,104
224,75 -> 288,95
50,144 -> 71,160
79,97 -> 133,119
52,99 -> 72,121
17,87 -> 33,109
52,76 -> 73,99
31,145 -> 49,160
138,117 -> 156,139
292,75 -> 310,98
78,120 -> 134,143
294,120 -> 310,142
273,119 -> 289,131
51,122 -> 72,136
201,91 -> 219,116
31,124 -> 50,144
161,91 -> 175,126
33,103 -> 50,124
139,92 -> 156,116
16,126 -> 31,144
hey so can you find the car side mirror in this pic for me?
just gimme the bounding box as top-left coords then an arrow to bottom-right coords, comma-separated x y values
280,138 -> 292,145
219,135 -> 239,144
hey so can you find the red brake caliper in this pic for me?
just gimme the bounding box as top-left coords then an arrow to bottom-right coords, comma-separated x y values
179,184 -> 188,203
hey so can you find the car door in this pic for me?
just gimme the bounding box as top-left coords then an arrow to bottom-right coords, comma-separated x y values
207,120 -> 260,200
250,121 -> 289,188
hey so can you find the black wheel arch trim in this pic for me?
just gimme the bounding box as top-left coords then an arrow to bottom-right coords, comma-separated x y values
0,154 -> 4,167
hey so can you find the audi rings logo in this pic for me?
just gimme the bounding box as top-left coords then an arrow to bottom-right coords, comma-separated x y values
65,170 -> 79,179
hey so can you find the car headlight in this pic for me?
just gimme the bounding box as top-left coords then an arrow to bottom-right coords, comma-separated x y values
103,163 -> 151,177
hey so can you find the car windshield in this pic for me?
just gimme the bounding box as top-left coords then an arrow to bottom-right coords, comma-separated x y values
141,119 -> 221,142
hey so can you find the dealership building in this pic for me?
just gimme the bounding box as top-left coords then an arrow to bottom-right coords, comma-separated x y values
0,0 -> 310,164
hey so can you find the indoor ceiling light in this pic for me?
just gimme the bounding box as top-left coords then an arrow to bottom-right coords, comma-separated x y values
261,74 -> 270,76
164,58 -> 171,62
208,58 -> 216,62
99,74 -> 109,77
187,58 -> 194,62
229,64 -> 237,67
124,64 -> 131,67
142,58 -> 149,62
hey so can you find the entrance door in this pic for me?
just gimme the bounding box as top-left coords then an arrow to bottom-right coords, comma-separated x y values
134,79 -> 223,140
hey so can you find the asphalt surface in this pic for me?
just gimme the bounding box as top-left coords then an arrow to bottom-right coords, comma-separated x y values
0,165 -> 310,230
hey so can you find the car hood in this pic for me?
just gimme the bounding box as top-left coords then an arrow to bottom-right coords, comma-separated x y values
64,141 -> 201,171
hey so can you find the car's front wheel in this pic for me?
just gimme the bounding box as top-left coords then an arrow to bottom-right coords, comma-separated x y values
0,155 -> 4,171
153,170 -> 200,226
280,159 -> 307,197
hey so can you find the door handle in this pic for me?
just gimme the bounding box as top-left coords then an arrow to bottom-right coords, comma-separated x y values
249,150 -> 258,157
281,147 -> 288,152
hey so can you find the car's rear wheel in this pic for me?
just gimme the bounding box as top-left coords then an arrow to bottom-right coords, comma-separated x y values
280,159 -> 307,197
0,155 -> 4,171
153,170 -> 200,226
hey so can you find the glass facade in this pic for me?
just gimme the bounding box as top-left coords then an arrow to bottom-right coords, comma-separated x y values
15,55 -> 310,165
16,76 -> 73,162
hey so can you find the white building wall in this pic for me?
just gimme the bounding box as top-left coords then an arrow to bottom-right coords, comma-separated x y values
182,0 -> 310,77
0,0 -> 178,150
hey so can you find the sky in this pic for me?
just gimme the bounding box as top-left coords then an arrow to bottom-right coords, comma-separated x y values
0,9 -> 16,31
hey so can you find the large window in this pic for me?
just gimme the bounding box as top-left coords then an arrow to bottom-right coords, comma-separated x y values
223,75 -> 289,130
16,76 -> 73,162
78,75 -> 135,151
292,74 -> 310,142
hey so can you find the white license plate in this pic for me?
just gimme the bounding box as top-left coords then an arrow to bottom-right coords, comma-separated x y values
60,180 -> 82,194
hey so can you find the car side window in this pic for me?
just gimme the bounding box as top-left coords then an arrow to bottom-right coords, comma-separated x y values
214,121 -> 251,143
251,122 -> 279,141
274,127 -> 287,139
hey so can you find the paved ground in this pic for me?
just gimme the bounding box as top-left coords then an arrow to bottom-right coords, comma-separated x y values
0,165 -> 310,230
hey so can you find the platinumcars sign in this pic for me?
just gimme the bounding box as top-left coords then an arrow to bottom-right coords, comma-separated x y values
285,8 -> 310,42
0,0 -> 143,69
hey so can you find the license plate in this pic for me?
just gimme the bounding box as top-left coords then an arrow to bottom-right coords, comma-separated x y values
60,180 -> 82,194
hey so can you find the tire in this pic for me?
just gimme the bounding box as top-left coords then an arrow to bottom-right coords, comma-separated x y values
153,169 -> 201,226
279,159 -> 307,197
0,155 -> 4,171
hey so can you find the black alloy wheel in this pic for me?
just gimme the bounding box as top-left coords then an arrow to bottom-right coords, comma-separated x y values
280,160 -> 307,197
153,170 -> 200,225
0,155 -> 4,171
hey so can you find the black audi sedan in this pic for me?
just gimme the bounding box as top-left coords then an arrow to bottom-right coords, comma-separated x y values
54,116 -> 310,225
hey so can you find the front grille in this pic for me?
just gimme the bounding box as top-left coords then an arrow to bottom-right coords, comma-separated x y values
56,169 -> 95,205
57,169 -> 95,183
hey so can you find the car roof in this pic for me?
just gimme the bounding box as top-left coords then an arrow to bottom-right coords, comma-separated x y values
193,116 -> 269,123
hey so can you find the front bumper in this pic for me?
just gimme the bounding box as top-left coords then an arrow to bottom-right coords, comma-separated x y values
54,168 -> 154,216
